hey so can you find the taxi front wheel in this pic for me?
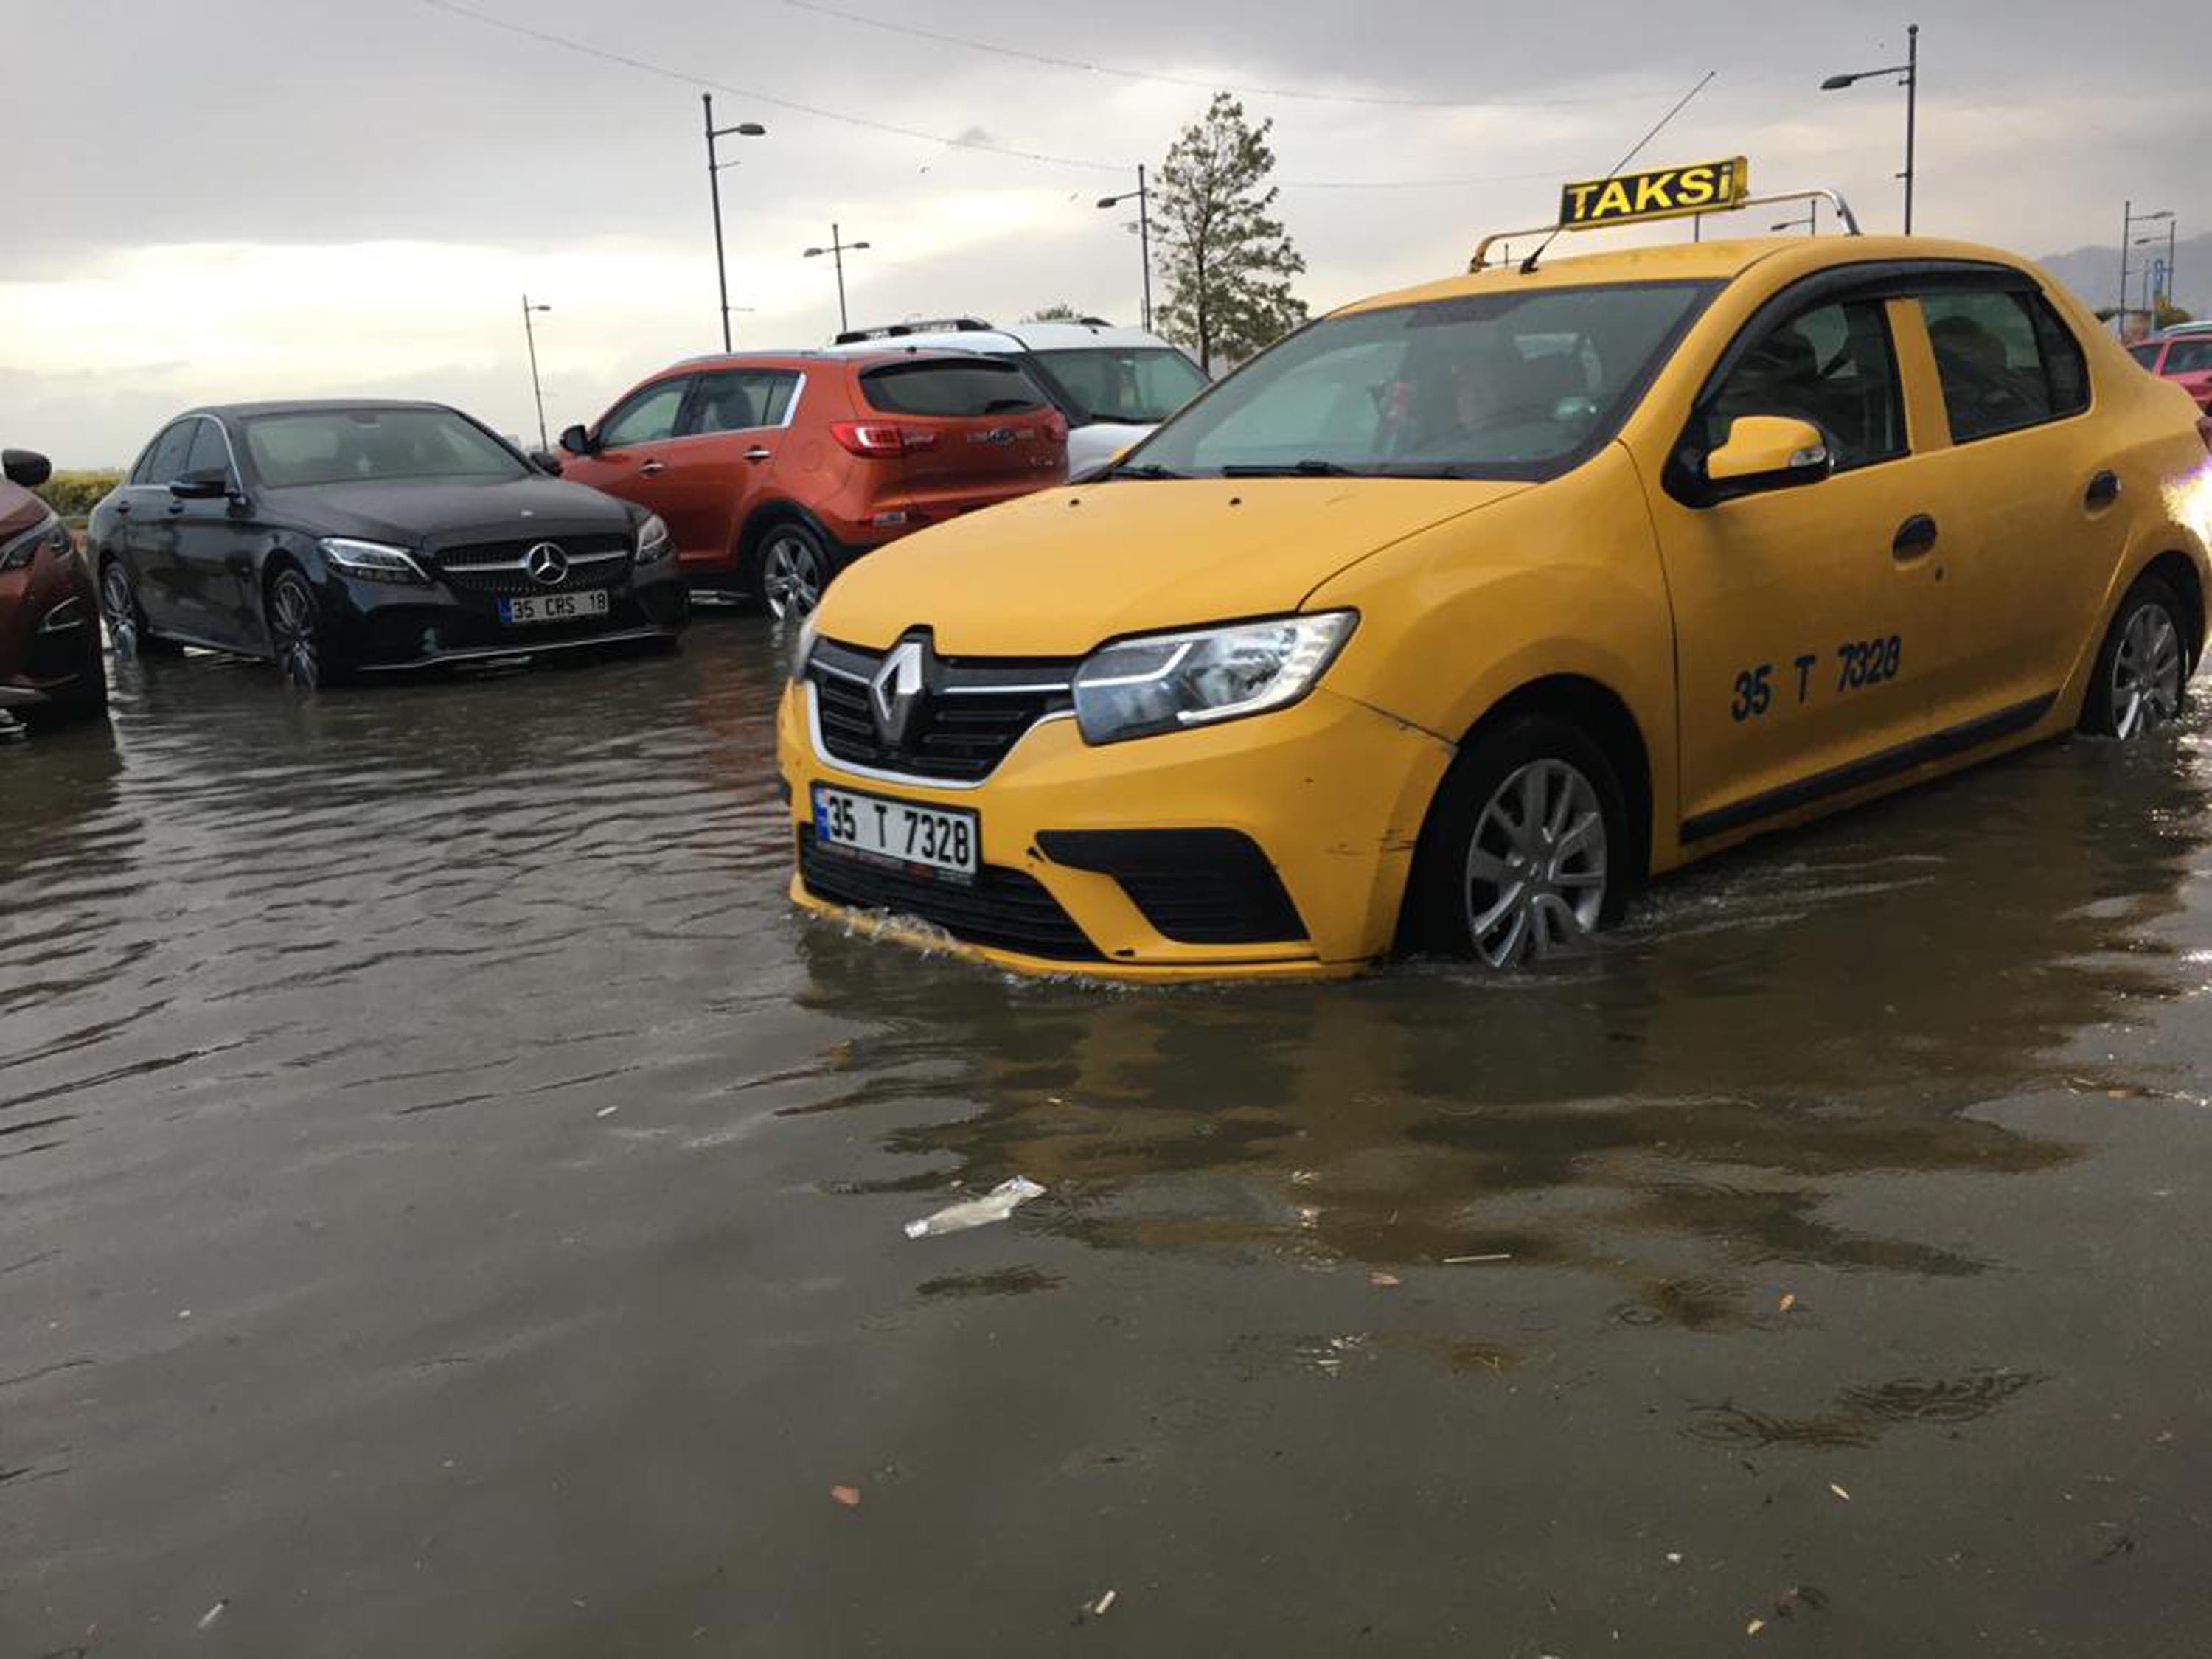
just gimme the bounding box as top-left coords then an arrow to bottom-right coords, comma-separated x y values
2080,575 -> 2191,740
1404,713 -> 1631,970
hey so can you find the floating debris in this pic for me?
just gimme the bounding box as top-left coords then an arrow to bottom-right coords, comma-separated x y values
905,1177 -> 1046,1239
830,1485 -> 861,1509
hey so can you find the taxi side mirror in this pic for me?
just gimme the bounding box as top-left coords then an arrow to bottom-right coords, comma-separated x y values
1700,416 -> 1832,502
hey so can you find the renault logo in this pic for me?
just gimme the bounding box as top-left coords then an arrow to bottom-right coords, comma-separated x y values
869,638 -> 928,745
524,542 -> 569,587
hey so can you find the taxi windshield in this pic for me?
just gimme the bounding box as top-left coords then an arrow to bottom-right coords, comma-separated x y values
1128,279 -> 1717,481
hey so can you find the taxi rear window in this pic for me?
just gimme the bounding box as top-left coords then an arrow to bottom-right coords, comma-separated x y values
1127,280 -> 1717,481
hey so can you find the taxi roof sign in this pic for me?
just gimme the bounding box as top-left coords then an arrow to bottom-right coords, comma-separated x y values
1559,159 -> 1751,231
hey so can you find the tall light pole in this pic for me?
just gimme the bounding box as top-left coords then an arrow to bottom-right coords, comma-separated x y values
1821,22 -> 1919,234
703,95 -> 767,353
520,295 -> 552,451
2120,206 -> 2173,338
803,224 -> 871,335
1096,165 -> 1153,332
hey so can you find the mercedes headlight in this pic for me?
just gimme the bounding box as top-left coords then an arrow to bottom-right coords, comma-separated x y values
319,538 -> 427,585
1071,611 -> 1357,745
634,512 -> 673,566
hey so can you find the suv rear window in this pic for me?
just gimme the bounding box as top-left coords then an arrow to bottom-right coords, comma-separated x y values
859,360 -> 1046,418
2167,341 -> 2212,374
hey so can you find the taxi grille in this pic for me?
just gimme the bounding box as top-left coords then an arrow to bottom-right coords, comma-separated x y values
798,828 -> 1101,961
431,535 -> 633,597
807,637 -> 1074,783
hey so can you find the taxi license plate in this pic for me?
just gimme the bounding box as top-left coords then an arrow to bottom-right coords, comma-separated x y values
812,785 -> 978,880
500,590 -> 610,625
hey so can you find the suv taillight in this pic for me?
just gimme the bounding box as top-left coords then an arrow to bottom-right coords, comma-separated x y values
829,421 -> 940,458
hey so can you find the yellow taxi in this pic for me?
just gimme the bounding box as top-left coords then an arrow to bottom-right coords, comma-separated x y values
776,167 -> 2212,979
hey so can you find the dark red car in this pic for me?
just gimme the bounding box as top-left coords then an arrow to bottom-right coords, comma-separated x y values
2129,329 -> 2212,414
557,349 -> 1066,617
0,449 -> 105,733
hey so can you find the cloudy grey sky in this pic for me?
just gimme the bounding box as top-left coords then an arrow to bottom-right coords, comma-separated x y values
5,0 -> 2204,465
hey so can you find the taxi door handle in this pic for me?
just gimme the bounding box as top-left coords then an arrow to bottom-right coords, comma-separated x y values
639,459 -> 667,477
1893,513 -> 1939,560
2084,470 -> 2121,509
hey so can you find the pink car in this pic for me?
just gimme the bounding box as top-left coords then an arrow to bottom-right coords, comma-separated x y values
2129,330 -> 2212,414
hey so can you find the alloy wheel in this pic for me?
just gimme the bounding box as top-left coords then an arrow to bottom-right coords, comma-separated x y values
100,563 -> 140,656
269,573 -> 323,689
2111,601 -> 2185,739
1463,758 -> 1610,967
761,535 -> 824,620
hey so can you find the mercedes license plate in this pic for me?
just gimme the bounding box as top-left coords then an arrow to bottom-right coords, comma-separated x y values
500,590 -> 610,625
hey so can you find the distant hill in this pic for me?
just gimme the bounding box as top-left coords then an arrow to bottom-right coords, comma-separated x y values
2037,231 -> 2209,320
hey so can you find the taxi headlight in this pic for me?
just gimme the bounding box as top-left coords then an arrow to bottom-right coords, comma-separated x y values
634,512 -> 674,566
788,611 -> 821,682
1071,611 -> 1357,745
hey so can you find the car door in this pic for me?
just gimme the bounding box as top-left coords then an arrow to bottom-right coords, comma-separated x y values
122,420 -> 201,632
1646,293 -> 1949,839
650,368 -> 803,579
563,375 -> 692,518
166,418 -> 262,650
1903,279 -> 2116,732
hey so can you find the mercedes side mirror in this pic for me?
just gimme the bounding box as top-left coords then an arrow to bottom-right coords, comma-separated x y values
167,470 -> 234,501
1700,416 -> 1832,502
558,424 -> 593,456
1,448 -> 52,489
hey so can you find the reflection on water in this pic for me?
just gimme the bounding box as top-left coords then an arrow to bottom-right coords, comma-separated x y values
4,624 -> 2211,1655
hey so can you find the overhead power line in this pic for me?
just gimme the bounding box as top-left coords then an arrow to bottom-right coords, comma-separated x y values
782,0 -> 1671,111
420,0 -> 1607,192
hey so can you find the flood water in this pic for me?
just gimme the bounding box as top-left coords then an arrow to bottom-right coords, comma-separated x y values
5,619 -> 2211,1655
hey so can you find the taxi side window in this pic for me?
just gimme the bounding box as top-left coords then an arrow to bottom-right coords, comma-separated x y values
1919,289 -> 2087,443
1704,299 -> 1904,470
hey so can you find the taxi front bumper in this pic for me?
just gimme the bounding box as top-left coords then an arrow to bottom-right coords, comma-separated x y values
775,681 -> 1454,981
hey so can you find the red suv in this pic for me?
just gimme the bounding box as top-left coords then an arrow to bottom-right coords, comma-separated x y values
1,448 -> 105,733
557,350 -> 1066,617
2129,330 -> 2212,414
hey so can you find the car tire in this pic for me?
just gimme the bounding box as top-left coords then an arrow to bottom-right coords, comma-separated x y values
1404,712 -> 1631,967
46,620 -> 110,721
98,557 -> 180,658
753,522 -> 838,621
2079,573 -> 2191,739
265,566 -> 352,690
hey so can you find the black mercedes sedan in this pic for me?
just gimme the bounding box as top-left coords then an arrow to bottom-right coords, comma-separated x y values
86,400 -> 687,687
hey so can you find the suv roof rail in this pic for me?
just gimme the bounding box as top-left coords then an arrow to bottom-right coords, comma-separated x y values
832,316 -> 998,344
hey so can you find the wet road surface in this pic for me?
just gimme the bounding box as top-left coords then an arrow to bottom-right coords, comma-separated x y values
4,622 -> 2211,1655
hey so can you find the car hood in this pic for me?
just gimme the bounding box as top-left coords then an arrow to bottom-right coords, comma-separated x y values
265,476 -> 636,546
817,476 -> 1534,655
0,482 -> 45,543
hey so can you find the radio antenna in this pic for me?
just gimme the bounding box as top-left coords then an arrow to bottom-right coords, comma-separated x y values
1520,69 -> 1717,274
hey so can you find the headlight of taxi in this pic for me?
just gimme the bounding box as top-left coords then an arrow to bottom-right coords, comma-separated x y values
788,612 -> 821,682
1071,611 -> 1357,745
319,537 -> 428,585
0,510 -> 69,572
634,512 -> 673,566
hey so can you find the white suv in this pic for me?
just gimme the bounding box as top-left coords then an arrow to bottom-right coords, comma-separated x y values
822,317 -> 1208,475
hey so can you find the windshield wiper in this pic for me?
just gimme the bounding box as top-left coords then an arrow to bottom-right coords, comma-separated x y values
1102,462 -> 1188,480
1218,459 -> 1361,478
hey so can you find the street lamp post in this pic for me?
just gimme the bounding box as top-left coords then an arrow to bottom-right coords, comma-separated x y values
520,294 -> 552,451
2119,205 -> 2174,338
703,95 -> 767,353
1821,22 -> 1919,234
803,224 -> 871,335
1095,165 -> 1154,333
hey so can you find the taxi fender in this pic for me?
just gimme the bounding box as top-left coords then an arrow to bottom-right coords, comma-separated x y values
2062,458 -> 2212,713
